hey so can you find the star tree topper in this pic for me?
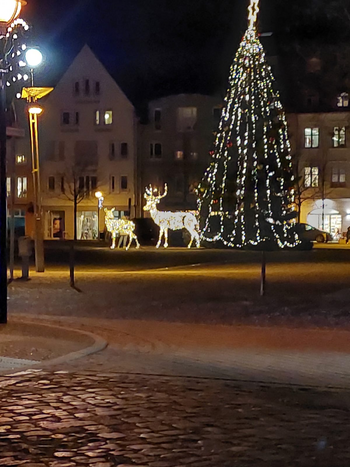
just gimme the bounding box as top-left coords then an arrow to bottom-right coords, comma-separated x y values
248,0 -> 260,29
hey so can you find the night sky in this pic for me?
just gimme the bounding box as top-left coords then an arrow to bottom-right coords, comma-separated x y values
23,0 -> 350,111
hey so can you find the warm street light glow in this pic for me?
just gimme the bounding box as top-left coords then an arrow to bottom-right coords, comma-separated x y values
28,104 -> 42,115
25,47 -> 42,67
0,0 -> 26,25
95,191 -> 103,199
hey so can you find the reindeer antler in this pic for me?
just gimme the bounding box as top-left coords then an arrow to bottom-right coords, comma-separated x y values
158,184 -> 168,199
144,185 -> 153,198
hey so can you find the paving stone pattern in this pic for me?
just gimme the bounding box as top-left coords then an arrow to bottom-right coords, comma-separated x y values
0,370 -> 349,465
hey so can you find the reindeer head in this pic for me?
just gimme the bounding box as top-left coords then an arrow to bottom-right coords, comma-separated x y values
104,207 -> 115,220
143,184 -> 168,211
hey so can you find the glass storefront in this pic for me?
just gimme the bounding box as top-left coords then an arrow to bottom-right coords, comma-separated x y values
48,211 -> 65,239
77,211 -> 98,240
307,210 -> 342,236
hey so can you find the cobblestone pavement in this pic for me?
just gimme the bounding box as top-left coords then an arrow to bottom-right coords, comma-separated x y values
0,367 -> 349,466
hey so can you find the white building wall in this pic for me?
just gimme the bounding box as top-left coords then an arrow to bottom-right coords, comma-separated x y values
39,45 -> 137,239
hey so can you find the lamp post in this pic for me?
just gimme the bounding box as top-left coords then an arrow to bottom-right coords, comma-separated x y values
95,191 -> 103,240
0,0 -> 28,324
21,85 -> 53,272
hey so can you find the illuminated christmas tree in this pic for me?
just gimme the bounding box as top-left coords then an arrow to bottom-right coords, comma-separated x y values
198,0 -> 298,249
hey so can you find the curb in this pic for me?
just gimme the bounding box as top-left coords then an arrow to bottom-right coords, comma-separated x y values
0,319 -> 108,375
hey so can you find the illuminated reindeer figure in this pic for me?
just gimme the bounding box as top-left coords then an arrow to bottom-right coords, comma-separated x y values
104,208 -> 140,250
143,184 -> 200,248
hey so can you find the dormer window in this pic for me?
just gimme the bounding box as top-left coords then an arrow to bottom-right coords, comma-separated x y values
74,81 -> 80,96
94,81 -> 100,96
84,79 -> 90,96
337,92 -> 349,108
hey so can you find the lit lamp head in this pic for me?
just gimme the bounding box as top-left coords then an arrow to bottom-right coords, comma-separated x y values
25,48 -> 43,68
0,0 -> 26,27
28,103 -> 43,115
95,191 -> 103,199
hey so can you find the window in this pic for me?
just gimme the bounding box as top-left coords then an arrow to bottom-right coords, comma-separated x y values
177,107 -> 197,131
95,110 -> 113,126
74,81 -> 80,96
331,166 -> 346,186
60,176 -> 65,194
110,175 -> 115,192
175,151 -> 184,160
84,79 -> 90,96
154,109 -> 161,130
6,177 -> 11,197
62,112 -> 70,125
16,154 -> 27,164
333,127 -> 346,147
304,167 -> 319,187
150,143 -> 162,159
304,128 -> 319,148
75,112 -> 80,126
109,142 -> 116,160
79,177 -> 85,192
191,152 -> 198,160
337,92 -> 349,108
77,176 -> 97,194
94,81 -> 100,96
121,142 -> 128,158
121,176 -> 128,191
17,177 -> 27,198
48,176 -> 55,191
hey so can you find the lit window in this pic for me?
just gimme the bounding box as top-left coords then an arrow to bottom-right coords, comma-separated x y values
95,110 -> 113,126
121,142 -> 128,158
104,111 -> 112,125
48,176 -> 55,191
6,177 -> 11,197
333,127 -> 346,147
304,167 -> 318,187
121,176 -> 128,191
17,177 -> 27,198
331,166 -> 346,186
175,151 -> 184,160
337,92 -> 349,108
16,154 -> 26,164
150,143 -> 162,159
304,128 -> 319,148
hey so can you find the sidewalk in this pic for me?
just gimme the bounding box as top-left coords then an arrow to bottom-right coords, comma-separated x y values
5,315 -> 350,389
0,317 -> 107,372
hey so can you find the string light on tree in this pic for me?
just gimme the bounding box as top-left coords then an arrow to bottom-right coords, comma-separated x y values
197,0 -> 299,249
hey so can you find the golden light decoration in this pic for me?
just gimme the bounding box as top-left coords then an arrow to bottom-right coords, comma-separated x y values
248,0 -> 259,29
104,208 -> 140,250
143,184 -> 201,248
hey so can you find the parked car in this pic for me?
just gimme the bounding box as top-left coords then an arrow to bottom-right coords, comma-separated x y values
295,223 -> 332,243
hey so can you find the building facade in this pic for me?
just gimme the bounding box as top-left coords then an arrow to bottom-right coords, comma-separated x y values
40,45 -> 137,240
288,96 -> 350,237
139,94 -> 222,212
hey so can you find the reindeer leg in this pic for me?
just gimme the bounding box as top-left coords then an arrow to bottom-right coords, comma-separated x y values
111,233 -> 116,249
187,232 -> 193,248
196,232 -> 200,248
126,234 -> 132,251
156,229 -> 163,248
164,229 -> 168,248
134,234 -> 140,249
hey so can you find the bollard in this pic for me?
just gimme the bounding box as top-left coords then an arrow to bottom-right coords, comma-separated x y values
18,236 -> 32,280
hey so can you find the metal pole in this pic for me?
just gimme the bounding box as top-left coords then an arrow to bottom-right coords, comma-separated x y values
29,110 -> 44,272
0,71 -> 8,323
260,250 -> 266,297
97,202 -> 100,240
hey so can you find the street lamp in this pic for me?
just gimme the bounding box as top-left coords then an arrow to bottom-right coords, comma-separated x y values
0,0 -> 29,324
95,191 -> 104,240
22,85 -> 53,272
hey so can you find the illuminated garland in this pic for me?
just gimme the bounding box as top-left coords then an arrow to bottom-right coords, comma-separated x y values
197,0 -> 298,249
104,208 -> 140,250
0,19 -> 31,99
144,184 -> 200,248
